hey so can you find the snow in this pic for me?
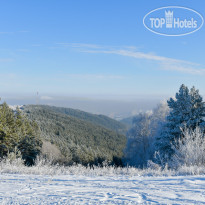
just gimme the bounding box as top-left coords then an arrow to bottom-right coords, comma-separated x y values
0,174 -> 205,204
8,105 -> 23,111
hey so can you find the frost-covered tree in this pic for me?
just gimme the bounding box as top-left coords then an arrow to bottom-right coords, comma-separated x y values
124,112 -> 152,167
124,101 -> 169,167
156,84 -> 205,161
170,127 -> 205,167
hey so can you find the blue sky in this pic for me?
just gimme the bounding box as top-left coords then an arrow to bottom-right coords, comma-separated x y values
0,0 -> 205,100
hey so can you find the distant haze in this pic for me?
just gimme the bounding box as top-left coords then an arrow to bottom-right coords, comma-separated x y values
1,94 -> 166,119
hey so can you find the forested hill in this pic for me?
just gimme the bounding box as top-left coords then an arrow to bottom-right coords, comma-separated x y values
21,105 -> 127,165
24,105 -> 127,134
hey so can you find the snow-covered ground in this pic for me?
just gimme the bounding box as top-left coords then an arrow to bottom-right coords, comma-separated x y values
0,174 -> 205,204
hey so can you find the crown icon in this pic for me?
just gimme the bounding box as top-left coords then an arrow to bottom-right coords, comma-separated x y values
165,10 -> 173,28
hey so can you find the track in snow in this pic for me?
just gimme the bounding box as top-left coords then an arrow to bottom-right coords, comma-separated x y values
0,174 -> 205,204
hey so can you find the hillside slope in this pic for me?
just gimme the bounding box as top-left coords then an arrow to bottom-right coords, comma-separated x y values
25,105 -> 127,134
22,105 -> 126,165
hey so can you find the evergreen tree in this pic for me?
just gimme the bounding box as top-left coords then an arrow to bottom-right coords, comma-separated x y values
0,103 -> 19,157
156,84 -> 205,161
0,102 -> 42,165
18,134 -> 42,166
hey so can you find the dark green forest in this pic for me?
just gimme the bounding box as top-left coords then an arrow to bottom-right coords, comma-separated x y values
21,105 -> 127,165
27,105 -> 128,134
0,103 -> 42,165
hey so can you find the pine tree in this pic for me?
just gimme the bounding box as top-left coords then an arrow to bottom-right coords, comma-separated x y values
0,102 -> 42,165
18,135 -> 42,166
0,103 -> 19,157
156,84 -> 205,161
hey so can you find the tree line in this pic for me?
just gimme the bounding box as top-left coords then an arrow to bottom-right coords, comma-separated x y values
124,84 -> 205,168
1,84 -> 204,168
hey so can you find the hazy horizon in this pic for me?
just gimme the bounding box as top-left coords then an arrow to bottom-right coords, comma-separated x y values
2,93 -> 168,119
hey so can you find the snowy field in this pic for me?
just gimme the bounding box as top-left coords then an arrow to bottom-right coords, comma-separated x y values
0,174 -> 205,204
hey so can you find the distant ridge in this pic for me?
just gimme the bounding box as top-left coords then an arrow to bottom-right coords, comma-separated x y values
24,105 -> 128,134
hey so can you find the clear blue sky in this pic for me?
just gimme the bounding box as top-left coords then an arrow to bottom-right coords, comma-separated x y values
0,0 -> 205,99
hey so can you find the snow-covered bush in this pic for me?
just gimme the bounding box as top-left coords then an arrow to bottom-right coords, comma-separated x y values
170,127 -> 205,168
1,147 -> 24,166
1,151 -> 205,176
